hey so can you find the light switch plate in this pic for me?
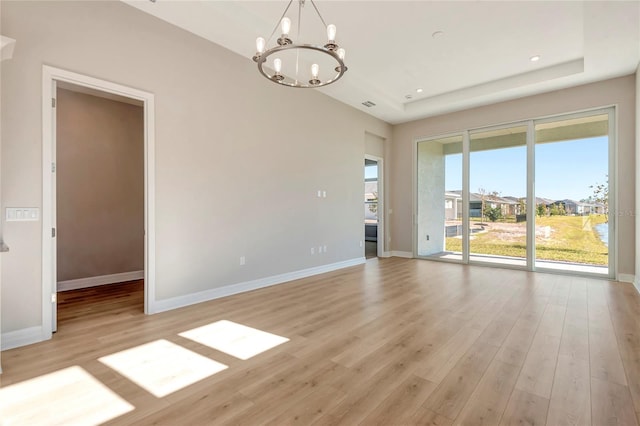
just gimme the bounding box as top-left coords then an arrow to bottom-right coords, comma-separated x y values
6,207 -> 40,221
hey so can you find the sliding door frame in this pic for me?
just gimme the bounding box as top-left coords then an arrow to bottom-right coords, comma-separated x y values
467,120 -> 529,270
531,106 -> 616,279
414,105 -> 616,280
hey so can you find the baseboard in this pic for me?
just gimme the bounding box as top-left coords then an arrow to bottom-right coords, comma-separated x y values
390,251 -> 413,258
58,270 -> 144,292
618,273 -> 635,284
1,326 -> 45,351
151,257 -> 366,314
381,251 -> 392,258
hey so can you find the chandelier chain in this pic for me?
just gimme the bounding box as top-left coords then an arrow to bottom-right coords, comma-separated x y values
309,0 -> 328,29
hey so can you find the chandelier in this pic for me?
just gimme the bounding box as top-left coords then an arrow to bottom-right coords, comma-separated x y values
252,0 -> 347,88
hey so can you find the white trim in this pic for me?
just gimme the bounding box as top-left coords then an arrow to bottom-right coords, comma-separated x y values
42,66 -> 156,339
1,326 -> 44,351
381,251 -> 392,258
57,271 -> 144,292
634,278 -> 640,295
618,273 -> 635,284
390,251 -> 413,258
151,258 -> 366,314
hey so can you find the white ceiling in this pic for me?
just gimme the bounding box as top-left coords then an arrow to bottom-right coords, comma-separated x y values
123,1 -> 640,124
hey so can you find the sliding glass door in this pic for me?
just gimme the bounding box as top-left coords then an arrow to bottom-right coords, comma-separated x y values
534,112 -> 610,274
415,108 -> 614,278
469,125 -> 528,267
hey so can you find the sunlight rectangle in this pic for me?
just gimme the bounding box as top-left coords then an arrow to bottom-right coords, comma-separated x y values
98,339 -> 227,397
0,366 -> 134,425
179,320 -> 289,360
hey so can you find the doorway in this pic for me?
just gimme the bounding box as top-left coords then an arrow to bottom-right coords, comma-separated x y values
55,83 -> 144,329
42,66 -> 156,339
364,157 -> 383,259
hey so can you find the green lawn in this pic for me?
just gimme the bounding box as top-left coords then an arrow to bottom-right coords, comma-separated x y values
445,214 -> 608,265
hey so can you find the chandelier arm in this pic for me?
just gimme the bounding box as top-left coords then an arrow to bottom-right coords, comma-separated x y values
309,0 -> 328,29
266,0 -> 295,44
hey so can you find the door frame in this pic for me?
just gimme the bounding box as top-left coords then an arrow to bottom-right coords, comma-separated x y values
41,65 -> 156,338
412,106 -> 616,280
364,154 -> 385,257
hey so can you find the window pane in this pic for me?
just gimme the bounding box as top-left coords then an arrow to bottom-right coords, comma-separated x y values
469,125 -> 527,267
534,113 -> 609,275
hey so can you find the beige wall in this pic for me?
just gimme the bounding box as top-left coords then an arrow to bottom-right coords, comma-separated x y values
0,1 -> 391,333
391,76 -> 636,276
636,66 -> 640,286
56,88 -> 144,283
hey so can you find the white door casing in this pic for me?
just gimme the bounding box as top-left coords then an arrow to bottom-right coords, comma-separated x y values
42,65 -> 156,339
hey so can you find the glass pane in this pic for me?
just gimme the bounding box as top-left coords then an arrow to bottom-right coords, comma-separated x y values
469,125 -> 527,267
364,161 -> 379,257
534,113 -> 609,275
416,134 -> 463,260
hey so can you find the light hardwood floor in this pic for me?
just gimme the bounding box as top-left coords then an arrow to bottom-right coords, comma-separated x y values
2,258 -> 640,425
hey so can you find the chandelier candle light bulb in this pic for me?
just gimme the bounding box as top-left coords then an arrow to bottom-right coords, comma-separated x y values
309,63 -> 320,85
272,58 -> 284,81
256,37 -> 265,53
325,24 -> 338,50
281,17 -> 291,36
335,48 -> 346,72
278,17 -> 293,46
253,0 -> 347,88
327,24 -> 336,42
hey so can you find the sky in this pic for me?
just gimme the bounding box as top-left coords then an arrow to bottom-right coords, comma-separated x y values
445,136 -> 608,201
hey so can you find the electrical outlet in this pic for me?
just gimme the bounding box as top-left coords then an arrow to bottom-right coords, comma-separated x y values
311,247 -> 315,255
426,235 -> 430,241
240,256 -> 246,265
359,241 -> 363,247
323,245 -> 327,253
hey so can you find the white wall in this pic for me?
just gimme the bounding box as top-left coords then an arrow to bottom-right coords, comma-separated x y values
417,141 -> 445,256
391,76 -> 636,277
0,1 -> 391,336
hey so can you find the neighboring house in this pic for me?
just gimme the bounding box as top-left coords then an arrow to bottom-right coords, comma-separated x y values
445,191 -> 462,220
444,193 -> 608,219
549,199 -> 606,216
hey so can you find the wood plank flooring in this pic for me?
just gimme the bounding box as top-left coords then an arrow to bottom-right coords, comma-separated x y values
2,258 -> 640,425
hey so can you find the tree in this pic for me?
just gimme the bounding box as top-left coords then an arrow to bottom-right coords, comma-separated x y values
518,198 -> 526,215
549,203 -> 566,216
367,192 -> 378,214
536,204 -> 547,217
478,187 -> 487,223
589,175 -> 608,219
484,204 -> 502,222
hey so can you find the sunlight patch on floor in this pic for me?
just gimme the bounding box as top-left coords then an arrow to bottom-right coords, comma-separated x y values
179,320 -> 289,360
0,366 -> 134,425
98,339 -> 227,397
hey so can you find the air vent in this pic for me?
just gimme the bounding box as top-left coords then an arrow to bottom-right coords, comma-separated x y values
362,101 -> 376,108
